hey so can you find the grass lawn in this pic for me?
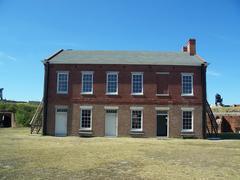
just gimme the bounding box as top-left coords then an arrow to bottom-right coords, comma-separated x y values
0,128 -> 240,180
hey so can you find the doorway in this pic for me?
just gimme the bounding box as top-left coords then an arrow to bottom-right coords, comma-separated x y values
0,113 -> 11,127
157,111 -> 168,137
105,109 -> 118,136
55,108 -> 68,136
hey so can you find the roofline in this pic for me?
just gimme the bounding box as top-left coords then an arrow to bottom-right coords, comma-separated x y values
43,49 -> 207,66
47,62 -> 203,66
195,54 -> 208,66
42,49 -> 64,64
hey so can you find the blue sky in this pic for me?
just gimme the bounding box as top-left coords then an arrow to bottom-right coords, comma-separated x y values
0,0 -> 239,104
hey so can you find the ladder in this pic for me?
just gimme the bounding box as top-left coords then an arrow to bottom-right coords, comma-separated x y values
206,100 -> 218,136
30,101 -> 43,134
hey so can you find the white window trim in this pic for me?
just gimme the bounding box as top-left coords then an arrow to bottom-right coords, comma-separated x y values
55,105 -> 68,109
55,105 -> 68,114
106,72 -> 119,95
181,108 -> 194,132
181,73 -> 194,96
155,107 -> 170,111
181,107 -> 195,111
130,106 -> 144,110
80,105 -> 93,109
80,106 -> 93,131
57,71 -> 69,94
131,72 -> 144,95
131,108 -> 143,132
104,106 -> 119,110
81,71 -> 94,95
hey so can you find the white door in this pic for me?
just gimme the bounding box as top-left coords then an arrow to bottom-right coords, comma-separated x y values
105,110 -> 117,136
55,108 -> 67,136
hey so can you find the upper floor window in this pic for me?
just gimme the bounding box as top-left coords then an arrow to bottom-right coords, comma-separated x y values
131,72 -> 143,95
182,108 -> 194,132
106,72 -> 118,95
57,71 -> 68,94
181,73 -> 193,96
81,71 -> 93,94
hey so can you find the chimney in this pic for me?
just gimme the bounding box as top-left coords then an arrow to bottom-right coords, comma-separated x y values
182,39 -> 196,56
182,46 -> 188,52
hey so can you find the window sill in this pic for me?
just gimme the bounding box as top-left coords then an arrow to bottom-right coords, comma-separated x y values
79,129 -> 93,137
156,94 -> 169,96
180,131 -> 195,138
81,92 -> 94,95
106,93 -> 118,96
57,92 -> 68,94
130,130 -> 144,135
131,93 -> 144,96
181,130 -> 194,133
181,94 -> 194,97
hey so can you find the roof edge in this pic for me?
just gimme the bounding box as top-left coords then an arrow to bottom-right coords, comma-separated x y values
43,49 -> 64,63
195,54 -> 208,66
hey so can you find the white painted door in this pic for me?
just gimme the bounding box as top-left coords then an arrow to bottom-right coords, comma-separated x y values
55,109 -> 67,136
105,111 -> 117,136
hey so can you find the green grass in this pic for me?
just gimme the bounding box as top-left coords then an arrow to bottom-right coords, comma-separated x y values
0,128 -> 240,180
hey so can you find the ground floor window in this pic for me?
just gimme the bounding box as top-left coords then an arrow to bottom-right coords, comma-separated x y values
80,108 -> 92,130
182,110 -> 193,132
131,110 -> 143,131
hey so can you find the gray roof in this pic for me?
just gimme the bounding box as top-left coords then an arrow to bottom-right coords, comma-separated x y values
46,50 -> 206,66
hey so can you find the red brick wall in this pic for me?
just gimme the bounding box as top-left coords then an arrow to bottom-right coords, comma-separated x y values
207,113 -> 240,133
207,114 -> 240,133
221,116 -> 240,132
45,64 -> 204,137
47,104 -> 203,138
47,64 -> 203,105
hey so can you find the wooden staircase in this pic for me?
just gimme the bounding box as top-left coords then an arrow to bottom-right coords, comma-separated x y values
30,101 -> 43,134
206,100 -> 218,136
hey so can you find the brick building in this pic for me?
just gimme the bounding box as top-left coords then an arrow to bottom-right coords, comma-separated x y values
42,39 -> 207,138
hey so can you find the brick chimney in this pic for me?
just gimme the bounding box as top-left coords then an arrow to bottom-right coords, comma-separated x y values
183,39 -> 196,56
182,46 -> 188,52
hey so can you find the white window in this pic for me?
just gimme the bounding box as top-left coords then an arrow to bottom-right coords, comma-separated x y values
80,106 -> 92,130
182,109 -> 194,132
131,72 -> 143,95
57,71 -> 68,94
106,72 -> 118,95
81,71 -> 93,94
131,108 -> 143,131
182,73 -> 193,96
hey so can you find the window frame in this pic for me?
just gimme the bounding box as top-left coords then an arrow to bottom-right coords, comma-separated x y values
81,71 -> 94,95
130,107 -> 143,132
131,72 -> 144,95
181,108 -> 194,132
181,73 -> 194,96
56,71 -> 69,94
80,106 -> 93,130
106,71 -> 119,95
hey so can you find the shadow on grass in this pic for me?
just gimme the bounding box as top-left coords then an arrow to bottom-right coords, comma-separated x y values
207,133 -> 240,140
